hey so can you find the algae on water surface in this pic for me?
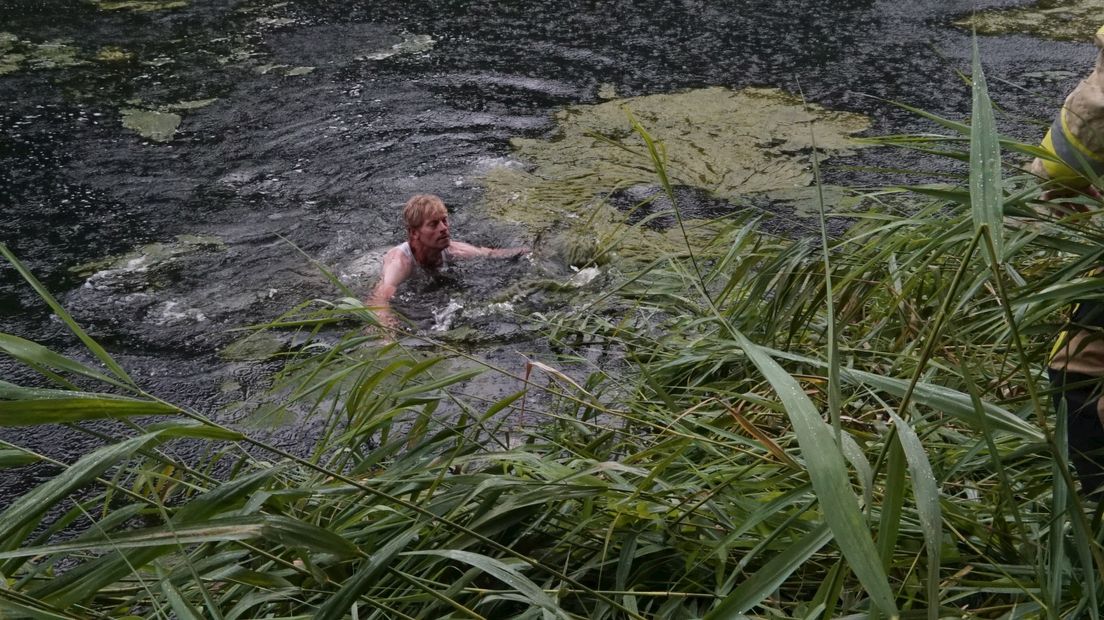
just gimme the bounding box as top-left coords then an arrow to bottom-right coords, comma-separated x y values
90,0 -> 189,11
956,0 -> 1104,42
119,100 -> 216,141
121,109 -> 182,142
72,235 -> 225,281
0,34 -> 86,75
360,33 -> 436,61
96,46 -> 134,62
482,87 -> 869,258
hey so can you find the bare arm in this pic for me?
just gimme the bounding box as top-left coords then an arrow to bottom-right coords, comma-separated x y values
366,247 -> 414,329
447,241 -> 530,259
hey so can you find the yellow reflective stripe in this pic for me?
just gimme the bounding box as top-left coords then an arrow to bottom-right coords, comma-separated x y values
1046,109 -> 1104,181
1051,300 -> 1084,362
1051,328 -> 1072,361
1040,128 -> 1088,183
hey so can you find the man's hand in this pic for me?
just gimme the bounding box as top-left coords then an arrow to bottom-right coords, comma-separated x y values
1040,185 -> 1102,215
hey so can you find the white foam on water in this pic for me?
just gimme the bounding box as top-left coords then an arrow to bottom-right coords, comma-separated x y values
152,300 -> 208,325
465,301 -> 515,319
565,267 -> 600,288
470,155 -> 529,175
361,33 -> 435,61
431,299 -> 464,332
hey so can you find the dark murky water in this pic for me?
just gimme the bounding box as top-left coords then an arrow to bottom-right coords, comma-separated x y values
0,0 -> 1092,493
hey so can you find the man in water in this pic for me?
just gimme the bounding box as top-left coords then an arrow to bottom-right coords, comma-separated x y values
367,194 -> 528,330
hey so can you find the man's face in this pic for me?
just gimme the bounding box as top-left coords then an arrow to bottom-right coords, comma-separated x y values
411,209 -> 450,250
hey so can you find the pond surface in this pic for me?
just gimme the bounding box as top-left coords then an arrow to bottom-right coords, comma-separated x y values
0,0 -> 1096,491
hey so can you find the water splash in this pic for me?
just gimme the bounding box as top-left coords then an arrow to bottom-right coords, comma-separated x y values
431,299 -> 464,332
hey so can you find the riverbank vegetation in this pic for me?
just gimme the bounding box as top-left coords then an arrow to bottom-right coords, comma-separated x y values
2,49 -> 1102,618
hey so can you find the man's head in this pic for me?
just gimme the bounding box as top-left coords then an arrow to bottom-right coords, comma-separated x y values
403,194 -> 450,252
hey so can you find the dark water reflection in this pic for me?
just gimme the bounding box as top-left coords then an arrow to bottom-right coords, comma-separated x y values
0,0 -> 1091,488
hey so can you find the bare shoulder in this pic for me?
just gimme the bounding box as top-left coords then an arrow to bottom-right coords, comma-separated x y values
382,244 -> 410,264
379,245 -> 414,284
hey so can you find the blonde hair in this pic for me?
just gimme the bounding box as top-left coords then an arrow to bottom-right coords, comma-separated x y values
402,194 -> 447,232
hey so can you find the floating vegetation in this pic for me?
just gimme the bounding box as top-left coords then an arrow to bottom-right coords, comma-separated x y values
360,33 -> 436,61
253,17 -> 298,27
955,0 -> 1104,41
218,47 -> 259,65
0,33 -> 19,75
482,87 -> 869,259
89,0 -> 188,11
96,45 -> 134,62
72,234 -> 224,284
119,99 -> 215,141
0,33 -> 86,75
254,63 -> 315,76
28,41 -> 84,70
221,331 -> 286,361
765,185 -> 861,217
165,98 -> 218,111
121,108 -> 182,142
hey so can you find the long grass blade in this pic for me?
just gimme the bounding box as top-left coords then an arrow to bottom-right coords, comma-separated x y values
0,434 -> 157,551
968,35 -> 1004,263
730,330 -> 899,618
704,523 -> 832,618
405,549 -> 568,619
0,397 -> 180,426
885,409 -> 942,619
0,244 -> 138,389
0,335 -> 134,392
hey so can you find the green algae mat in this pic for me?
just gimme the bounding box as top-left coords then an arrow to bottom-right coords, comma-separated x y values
482,86 -> 870,257
958,0 -> 1104,42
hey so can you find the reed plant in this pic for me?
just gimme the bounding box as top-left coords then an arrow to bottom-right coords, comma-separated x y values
2,44 -> 1103,618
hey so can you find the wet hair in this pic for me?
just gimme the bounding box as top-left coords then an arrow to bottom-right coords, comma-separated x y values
402,194 -> 448,232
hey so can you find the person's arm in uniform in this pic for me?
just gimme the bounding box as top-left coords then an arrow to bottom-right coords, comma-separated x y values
367,246 -> 414,330
1031,25 -> 1104,204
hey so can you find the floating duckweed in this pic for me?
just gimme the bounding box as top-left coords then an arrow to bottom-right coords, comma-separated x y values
96,46 -> 133,62
221,332 -> 286,361
765,185 -> 860,217
253,17 -> 298,27
118,100 -> 212,140
482,87 -> 869,259
955,0 -> 1104,41
166,98 -> 218,111
0,32 -> 17,54
255,64 -> 314,76
0,55 -> 21,76
28,41 -> 84,70
360,33 -> 436,61
91,0 -> 188,11
597,83 -> 618,100
121,108 -> 182,142
71,234 -> 225,279
0,34 -> 86,75
254,63 -> 288,74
